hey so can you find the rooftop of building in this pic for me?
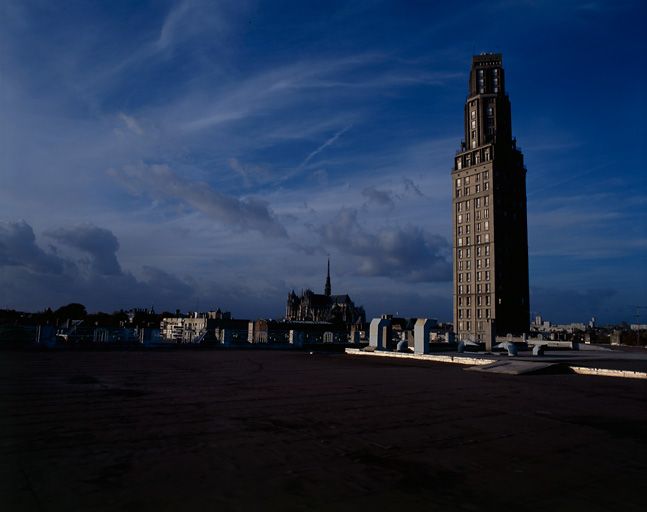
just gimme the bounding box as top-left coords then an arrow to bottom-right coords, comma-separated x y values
2,350 -> 646,511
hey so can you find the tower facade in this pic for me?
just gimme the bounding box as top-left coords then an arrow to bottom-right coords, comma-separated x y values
451,53 -> 529,340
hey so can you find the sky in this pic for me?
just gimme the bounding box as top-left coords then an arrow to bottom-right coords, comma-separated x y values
1,0 -> 646,324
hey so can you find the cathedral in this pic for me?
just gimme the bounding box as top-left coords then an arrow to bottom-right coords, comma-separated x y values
285,260 -> 365,328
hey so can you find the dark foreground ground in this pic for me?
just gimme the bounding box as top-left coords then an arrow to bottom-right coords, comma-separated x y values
1,350 -> 646,511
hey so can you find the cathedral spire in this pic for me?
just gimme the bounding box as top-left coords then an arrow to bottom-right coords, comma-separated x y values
324,258 -> 331,296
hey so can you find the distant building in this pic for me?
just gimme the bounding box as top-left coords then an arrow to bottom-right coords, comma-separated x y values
452,53 -> 530,340
285,259 -> 365,328
160,310 -> 246,343
248,319 -> 347,344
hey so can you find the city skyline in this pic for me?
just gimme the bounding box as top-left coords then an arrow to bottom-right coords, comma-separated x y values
1,1 -> 646,323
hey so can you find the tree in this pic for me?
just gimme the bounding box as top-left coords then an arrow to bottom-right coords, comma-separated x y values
54,303 -> 87,320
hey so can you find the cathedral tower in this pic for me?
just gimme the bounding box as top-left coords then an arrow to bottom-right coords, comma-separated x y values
324,258 -> 331,297
451,53 -> 529,340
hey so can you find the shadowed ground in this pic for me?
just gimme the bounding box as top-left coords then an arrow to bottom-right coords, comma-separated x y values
1,350 -> 646,511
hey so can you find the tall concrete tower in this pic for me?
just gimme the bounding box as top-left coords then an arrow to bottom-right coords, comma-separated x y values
451,53 -> 529,340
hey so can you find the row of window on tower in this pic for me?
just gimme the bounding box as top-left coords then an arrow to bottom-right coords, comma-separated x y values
456,148 -> 491,169
458,245 -> 490,259
455,171 -> 489,189
458,308 -> 491,320
457,270 -> 491,283
456,195 -> 489,213
457,257 -> 490,271
457,220 -> 489,237
458,295 -> 491,307
457,208 -> 489,225
457,283 -> 491,295
457,234 -> 490,247
456,181 -> 489,198
457,321 -> 492,333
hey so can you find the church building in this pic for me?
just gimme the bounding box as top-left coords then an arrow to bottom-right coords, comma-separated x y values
285,260 -> 365,328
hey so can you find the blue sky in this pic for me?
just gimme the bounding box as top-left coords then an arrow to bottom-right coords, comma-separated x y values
1,0 -> 645,324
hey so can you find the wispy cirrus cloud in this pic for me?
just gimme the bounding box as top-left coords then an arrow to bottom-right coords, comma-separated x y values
300,124 -> 353,168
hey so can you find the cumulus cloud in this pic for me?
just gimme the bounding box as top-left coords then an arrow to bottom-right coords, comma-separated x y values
110,163 -> 288,238
362,186 -> 396,209
318,208 -> 451,282
46,224 -> 122,275
531,286 -> 619,324
0,221 -> 65,274
0,220 -> 202,312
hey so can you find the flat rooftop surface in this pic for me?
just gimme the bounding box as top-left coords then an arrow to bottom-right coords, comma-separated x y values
2,350 -> 646,511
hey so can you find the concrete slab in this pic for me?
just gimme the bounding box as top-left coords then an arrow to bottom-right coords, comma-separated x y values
465,360 -> 563,376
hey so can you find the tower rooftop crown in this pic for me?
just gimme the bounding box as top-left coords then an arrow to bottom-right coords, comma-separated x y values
468,52 -> 505,98
472,53 -> 502,67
